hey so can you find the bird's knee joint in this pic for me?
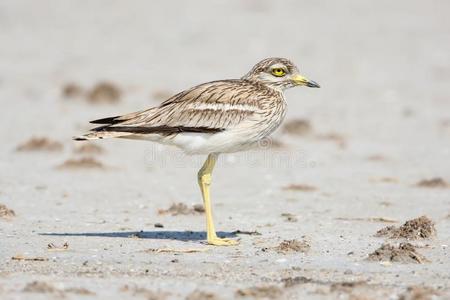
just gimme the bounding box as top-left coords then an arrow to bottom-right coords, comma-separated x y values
198,172 -> 212,185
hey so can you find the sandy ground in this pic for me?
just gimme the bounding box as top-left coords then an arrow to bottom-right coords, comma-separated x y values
1,1 -> 450,299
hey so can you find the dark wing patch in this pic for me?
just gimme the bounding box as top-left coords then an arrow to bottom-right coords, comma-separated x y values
92,125 -> 224,134
90,116 -> 122,124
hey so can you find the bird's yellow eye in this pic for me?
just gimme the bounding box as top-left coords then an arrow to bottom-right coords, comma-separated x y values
271,68 -> 286,77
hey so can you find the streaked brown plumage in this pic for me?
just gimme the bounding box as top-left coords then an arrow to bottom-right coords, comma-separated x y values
90,79 -> 278,134
75,57 -> 319,154
74,57 -> 319,246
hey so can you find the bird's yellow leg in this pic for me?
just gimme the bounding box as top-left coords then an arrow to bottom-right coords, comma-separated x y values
198,153 -> 238,246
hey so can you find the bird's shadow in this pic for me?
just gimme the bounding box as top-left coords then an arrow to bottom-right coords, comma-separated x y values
39,230 -> 237,241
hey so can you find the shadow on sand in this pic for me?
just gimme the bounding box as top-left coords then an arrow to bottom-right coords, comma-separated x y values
39,230 -> 237,241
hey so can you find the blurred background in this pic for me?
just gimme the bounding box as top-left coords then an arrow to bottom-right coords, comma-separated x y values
2,0 -> 449,190
0,1 -> 449,298
2,1 -> 449,144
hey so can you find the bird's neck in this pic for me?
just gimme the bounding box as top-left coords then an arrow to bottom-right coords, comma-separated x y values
242,78 -> 286,94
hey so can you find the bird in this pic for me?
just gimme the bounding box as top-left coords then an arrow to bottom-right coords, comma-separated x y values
74,57 -> 320,246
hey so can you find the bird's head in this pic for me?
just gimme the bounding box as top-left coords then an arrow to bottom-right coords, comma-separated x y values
242,57 -> 320,91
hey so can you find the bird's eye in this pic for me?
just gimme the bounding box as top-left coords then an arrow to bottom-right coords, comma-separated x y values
271,68 -> 286,77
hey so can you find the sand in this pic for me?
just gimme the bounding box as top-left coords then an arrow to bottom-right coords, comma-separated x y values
0,1 -> 449,299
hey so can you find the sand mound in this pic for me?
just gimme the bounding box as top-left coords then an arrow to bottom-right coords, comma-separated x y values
0,204 -> 15,218
23,281 -> 57,293
57,157 -> 104,170
16,137 -> 63,152
274,239 -> 310,253
62,83 -> 84,98
158,203 -> 204,216
186,290 -> 219,300
375,216 -> 436,239
120,284 -> 168,299
236,285 -> 282,298
399,286 -> 441,300
87,82 -> 121,103
74,143 -> 104,154
415,177 -> 449,188
282,184 -> 317,192
367,243 -> 428,264
282,119 -> 312,135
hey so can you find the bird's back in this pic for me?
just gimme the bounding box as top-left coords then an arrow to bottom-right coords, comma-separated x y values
74,79 -> 284,146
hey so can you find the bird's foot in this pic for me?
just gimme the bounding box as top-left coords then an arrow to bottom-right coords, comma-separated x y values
207,237 -> 239,246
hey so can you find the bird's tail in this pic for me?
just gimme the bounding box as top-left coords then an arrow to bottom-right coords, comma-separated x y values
74,108 -> 158,141
73,131 -> 132,141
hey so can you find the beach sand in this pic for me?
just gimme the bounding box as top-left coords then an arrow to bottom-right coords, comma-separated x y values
1,1 -> 449,299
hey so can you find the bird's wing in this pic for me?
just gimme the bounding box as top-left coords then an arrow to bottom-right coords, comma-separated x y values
91,80 -> 270,134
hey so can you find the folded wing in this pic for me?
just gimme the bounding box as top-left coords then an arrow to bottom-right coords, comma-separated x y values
74,80 -> 265,140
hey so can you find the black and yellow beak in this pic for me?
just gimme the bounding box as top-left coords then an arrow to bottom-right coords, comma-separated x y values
291,74 -> 320,88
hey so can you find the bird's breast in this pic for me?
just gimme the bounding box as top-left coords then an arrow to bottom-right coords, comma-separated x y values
254,95 -> 287,138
